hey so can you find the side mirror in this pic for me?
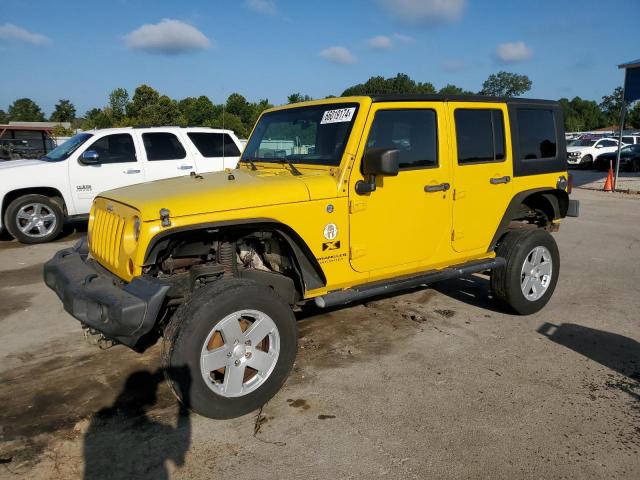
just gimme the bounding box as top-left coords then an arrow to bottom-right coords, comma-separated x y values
356,148 -> 399,194
595,144 -> 604,149
81,150 -> 100,164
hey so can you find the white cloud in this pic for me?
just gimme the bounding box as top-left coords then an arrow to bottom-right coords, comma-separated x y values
368,35 -> 393,49
496,41 -> 533,63
0,23 -> 50,45
124,19 -> 211,55
393,32 -> 416,43
320,46 -> 356,65
378,0 -> 466,25
245,0 -> 278,16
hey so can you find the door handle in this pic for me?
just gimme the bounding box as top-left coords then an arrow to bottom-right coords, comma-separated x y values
424,182 -> 450,192
490,176 -> 511,184
178,165 -> 194,170
124,169 -> 141,174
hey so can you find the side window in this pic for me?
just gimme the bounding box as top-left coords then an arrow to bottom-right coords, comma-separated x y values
187,132 -> 241,157
142,132 -> 187,161
86,134 -> 136,164
223,134 -> 241,156
601,140 -> 617,147
454,109 -> 505,164
366,109 -> 438,169
622,137 -> 633,144
515,109 -> 557,159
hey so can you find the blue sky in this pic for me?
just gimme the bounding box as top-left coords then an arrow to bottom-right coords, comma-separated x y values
0,0 -> 638,116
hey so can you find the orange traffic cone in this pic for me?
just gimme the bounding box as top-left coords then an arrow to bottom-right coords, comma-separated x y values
603,163 -> 614,192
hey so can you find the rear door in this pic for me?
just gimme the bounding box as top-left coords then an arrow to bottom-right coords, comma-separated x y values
348,102 -> 452,272
449,103 -> 513,253
187,131 -> 243,173
68,132 -> 144,213
140,131 -> 194,181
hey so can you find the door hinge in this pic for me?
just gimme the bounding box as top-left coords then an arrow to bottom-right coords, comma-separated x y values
349,200 -> 367,214
451,230 -> 463,241
350,246 -> 366,259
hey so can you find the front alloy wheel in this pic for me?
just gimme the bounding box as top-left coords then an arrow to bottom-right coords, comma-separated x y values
163,278 -> 297,419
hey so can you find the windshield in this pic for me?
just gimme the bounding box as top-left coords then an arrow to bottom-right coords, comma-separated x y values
43,133 -> 93,161
569,139 -> 596,147
241,103 -> 359,167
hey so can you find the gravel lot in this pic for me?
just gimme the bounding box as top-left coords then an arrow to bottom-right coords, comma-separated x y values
0,188 -> 639,480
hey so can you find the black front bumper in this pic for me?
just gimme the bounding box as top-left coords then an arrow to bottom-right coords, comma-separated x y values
44,238 -> 169,347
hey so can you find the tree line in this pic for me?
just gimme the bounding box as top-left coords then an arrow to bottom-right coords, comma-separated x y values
1,71 -> 638,137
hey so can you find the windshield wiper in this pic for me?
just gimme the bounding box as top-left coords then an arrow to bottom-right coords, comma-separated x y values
275,157 -> 302,176
240,158 -> 258,170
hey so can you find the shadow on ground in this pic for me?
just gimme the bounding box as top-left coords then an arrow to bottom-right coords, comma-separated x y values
431,274 -> 504,314
0,220 -> 87,249
538,322 -> 640,400
83,368 -> 191,480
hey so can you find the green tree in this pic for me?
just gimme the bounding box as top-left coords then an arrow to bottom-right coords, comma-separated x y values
50,99 -> 76,122
627,101 -> 640,129
52,124 -> 74,136
8,98 -> 45,121
178,95 -> 216,125
109,88 -> 129,121
287,93 -> 312,104
126,84 -> 160,118
599,87 -> 624,126
226,93 -> 254,124
249,98 -> 273,126
208,112 -> 248,138
480,71 -> 532,97
559,97 -> 605,131
82,108 -> 113,129
438,84 -> 473,95
0,109 -> 8,123
342,73 -> 435,96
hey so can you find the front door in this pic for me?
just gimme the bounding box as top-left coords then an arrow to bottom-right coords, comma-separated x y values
69,132 -> 145,213
349,102 -> 452,273
449,103 -> 513,253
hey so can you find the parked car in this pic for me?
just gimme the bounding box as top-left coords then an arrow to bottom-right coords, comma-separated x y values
567,137 -> 620,168
594,143 -> 640,172
0,127 -> 243,243
621,134 -> 640,145
45,94 -> 578,419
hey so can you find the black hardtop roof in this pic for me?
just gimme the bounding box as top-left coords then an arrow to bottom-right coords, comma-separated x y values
369,94 -> 558,105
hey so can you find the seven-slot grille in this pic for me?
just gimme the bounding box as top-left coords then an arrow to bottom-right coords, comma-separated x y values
90,207 -> 125,269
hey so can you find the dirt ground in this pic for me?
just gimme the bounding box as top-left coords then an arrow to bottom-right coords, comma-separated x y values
0,188 -> 638,479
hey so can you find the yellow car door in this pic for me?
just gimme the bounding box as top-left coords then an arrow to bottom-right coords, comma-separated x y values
348,101 -> 452,273
449,102 -> 513,253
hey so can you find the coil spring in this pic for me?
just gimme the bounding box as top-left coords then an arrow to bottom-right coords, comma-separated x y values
218,241 -> 237,277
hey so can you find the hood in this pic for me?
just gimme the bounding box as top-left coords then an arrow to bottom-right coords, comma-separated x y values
101,167 -> 339,221
0,158 -> 52,170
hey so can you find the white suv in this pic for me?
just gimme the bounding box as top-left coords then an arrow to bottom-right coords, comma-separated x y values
0,127 -> 243,243
567,137 -> 620,168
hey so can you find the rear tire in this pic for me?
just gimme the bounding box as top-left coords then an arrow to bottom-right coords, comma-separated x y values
162,278 -> 297,419
491,229 -> 560,315
4,194 -> 64,244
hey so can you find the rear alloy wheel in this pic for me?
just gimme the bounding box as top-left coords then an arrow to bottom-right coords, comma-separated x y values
162,278 -> 297,419
491,229 -> 560,315
5,194 -> 64,244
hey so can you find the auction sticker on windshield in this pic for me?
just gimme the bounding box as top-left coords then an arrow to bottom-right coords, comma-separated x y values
321,107 -> 356,124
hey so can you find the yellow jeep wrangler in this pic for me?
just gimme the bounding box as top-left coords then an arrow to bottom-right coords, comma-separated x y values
45,95 -> 579,418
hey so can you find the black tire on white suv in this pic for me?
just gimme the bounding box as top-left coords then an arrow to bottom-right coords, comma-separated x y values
4,194 -> 65,244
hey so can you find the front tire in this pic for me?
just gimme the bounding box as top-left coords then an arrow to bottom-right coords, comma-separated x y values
491,229 -> 560,315
4,194 -> 64,244
162,278 -> 297,419
580,155 -> 593,169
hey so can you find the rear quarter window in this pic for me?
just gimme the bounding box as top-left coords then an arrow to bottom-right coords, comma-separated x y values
187,132 -> 241,157
510,104 -> 566,177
